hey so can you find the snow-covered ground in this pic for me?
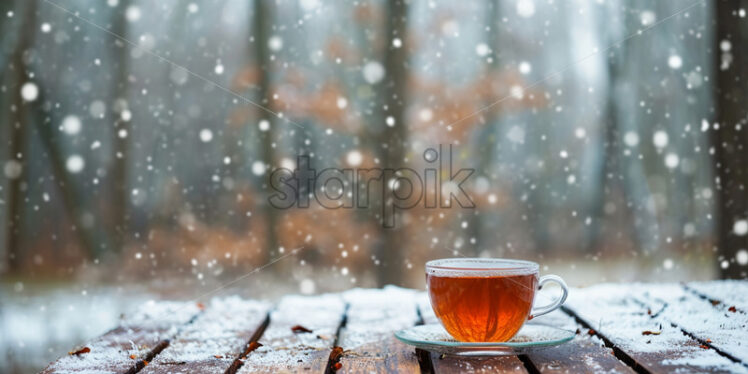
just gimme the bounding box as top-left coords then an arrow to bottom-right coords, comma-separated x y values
0,284 -> 152,373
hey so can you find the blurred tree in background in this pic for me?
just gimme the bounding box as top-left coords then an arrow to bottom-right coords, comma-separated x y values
0,0 -> 746,288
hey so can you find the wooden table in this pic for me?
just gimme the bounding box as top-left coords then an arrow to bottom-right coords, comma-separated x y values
42,281 -> 748,373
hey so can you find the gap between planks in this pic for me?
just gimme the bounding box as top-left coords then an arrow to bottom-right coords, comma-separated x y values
323,303 -> 350,374
125,310 -> 204,374
564,284 -> 748,373
561,305 -> 651,374
41,301 -> 204,374
224,311 -> 272,374
682,282 -> 748,314
414,301 -> 436,374
122,300 -> 271,374
640,284 -> 748,369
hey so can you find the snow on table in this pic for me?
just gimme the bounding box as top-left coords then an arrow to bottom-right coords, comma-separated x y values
526,309 -> 634,374
237,294 -> 345,373
565,283 -> 748,373
635,283 -> 748,367
336,286 -> 423,373
687,280 -> 748,313
40,281 -> 748,374
41,301 -> 202,374
140,296 -> 270,374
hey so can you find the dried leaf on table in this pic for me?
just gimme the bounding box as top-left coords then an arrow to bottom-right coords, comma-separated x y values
291,324 -> 313,333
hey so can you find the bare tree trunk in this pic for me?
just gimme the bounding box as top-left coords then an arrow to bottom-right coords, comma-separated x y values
32,99 -> 104,260
466,0 -> 501,256
253,0 -> 279,258
713,0 -> 748,279
110,0 -> 132,252
375,0 -> 410,286
4,0 -> 37,272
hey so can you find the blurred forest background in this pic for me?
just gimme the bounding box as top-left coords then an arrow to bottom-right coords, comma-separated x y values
1,0 -> 748,371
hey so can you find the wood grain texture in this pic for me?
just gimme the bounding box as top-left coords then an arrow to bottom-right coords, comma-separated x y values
431,352 -> 528,373
686,280 -> 748,313
337,287 -> 422,373
567,284 -> 748,373
634,283 -> 748,367
525,309 -> 634,373
140,296 -> 270,374
41,301 -> 202,374
237,294 -> 345,373
38,283 -> 748,374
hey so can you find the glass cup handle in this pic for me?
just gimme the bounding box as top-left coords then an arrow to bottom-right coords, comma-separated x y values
530,274 -> 568,319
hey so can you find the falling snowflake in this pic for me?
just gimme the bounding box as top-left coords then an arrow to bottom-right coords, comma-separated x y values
519,61 -> 532,74
624,131 -> 639,147
66,155 -> 85,173
300,279 -> 315,294
252,161 -> 266,176
736,250 -> 748,266
89,100 -> 106,118
419,108 -> 433,122
640,10 -> 656,26
21,82 -> 39,102
652,130 -> 668,148
199,128 -> 213,142
516,0 -> 536,18
346,150 -> 363,167
362,61 -> 385,84
664,153 -> 679,169
125,6 -> 141,22
663,258 -> 674,270
475,43 -> 490,56
3,160 -> 22,179
336,97 -> 348,109
61,115 -> 82,135
734,219 -> 748,236
667,55 -> 682,69
268,35 -> 283,51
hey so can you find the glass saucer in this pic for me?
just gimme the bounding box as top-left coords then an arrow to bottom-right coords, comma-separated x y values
394,323 -> 575,356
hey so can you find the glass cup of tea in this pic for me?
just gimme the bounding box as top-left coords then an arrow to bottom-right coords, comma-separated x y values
426,258 -> 568,342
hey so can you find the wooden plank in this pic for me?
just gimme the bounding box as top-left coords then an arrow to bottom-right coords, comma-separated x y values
140,296 -> 270,374
337,286 -> 421,373
430,352 -> 527,373
41,301 -> 202,374
415,293 -> 527,374
524,309 -> 634,374
634,283 -> 748,367
566,284 -> 748,373
236,294 -> 345,373
686,280 -> 748,313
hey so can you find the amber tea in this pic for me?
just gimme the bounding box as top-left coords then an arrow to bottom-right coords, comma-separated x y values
426,258 -> 568,343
